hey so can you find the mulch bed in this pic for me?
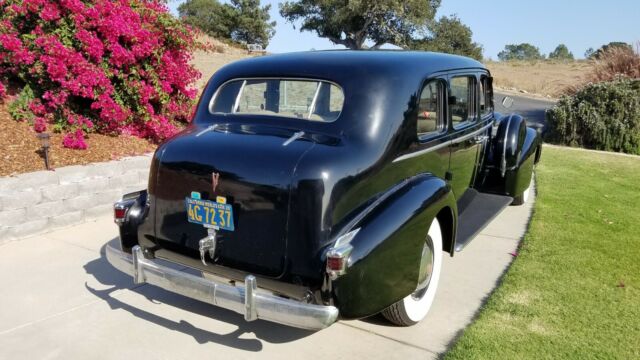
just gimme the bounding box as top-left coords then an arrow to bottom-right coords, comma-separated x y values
0,101 -> 158,177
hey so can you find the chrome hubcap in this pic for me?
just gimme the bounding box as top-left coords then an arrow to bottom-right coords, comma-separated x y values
412,235 -> 434,300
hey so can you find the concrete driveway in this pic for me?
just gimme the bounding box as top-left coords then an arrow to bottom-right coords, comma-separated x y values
0,189 -> 534,359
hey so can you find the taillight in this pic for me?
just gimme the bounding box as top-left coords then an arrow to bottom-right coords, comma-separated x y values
114,203 -> 130,225
326,255 -> 345,272
326,228 -> 360,280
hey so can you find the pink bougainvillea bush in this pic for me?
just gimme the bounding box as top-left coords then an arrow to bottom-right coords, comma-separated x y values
0,0 -> 202,149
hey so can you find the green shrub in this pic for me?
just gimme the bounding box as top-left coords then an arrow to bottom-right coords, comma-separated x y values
546,77 -> 640,155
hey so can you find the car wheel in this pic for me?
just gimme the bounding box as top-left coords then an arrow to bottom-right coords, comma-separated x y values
382,218 -> 443,326
512,182 -> 531,206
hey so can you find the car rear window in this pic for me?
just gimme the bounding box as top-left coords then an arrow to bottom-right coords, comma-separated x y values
209,79 -> 344,122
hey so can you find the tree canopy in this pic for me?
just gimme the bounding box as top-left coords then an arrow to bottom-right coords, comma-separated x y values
548,44 -> 574,60
498,43 -> 545,61
279,0 -> 441,50
588,42 -> 633,59
409,15 -> 483,60
179,0 -> 276,47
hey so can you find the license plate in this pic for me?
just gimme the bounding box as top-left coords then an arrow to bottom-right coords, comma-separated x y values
185,197 -> 235,231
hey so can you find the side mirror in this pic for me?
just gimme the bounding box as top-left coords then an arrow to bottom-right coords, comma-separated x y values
448,96 -> 457,105
501,96 -> 514,109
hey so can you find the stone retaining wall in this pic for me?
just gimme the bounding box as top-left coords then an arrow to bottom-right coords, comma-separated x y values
0,154 -> 152,242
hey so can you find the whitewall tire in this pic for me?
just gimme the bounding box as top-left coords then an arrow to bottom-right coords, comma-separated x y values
382,218 -> 443,326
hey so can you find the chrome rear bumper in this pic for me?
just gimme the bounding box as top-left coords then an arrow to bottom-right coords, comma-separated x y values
106,244 -> 339,330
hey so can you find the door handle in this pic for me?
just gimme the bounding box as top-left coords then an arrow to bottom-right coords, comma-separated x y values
474,135 -> 489,144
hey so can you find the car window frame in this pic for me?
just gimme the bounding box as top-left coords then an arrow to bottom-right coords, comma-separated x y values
479,73 -> 493,119
447,74 -> 478,130
416,78 -> 448,141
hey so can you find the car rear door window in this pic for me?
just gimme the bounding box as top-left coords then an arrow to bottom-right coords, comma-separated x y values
450,76 -> 476,128
417,80 -> 445,136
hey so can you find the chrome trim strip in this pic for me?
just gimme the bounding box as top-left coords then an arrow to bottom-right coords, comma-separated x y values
393,122 -> 492,163
392,140 -> 450,163
450,123 -> 493,145
307,82 -> 322,119
195,124 -> 218,137
232,80 -> 247,113
106,244 -> 339,331
282,131 -> 305,146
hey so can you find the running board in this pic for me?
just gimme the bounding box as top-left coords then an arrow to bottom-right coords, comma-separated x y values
455,191 -> 513,252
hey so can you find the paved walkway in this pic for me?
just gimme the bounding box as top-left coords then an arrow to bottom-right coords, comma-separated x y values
0,188 -> 534,359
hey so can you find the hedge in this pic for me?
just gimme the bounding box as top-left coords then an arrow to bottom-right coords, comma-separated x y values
546,77 -> 640,155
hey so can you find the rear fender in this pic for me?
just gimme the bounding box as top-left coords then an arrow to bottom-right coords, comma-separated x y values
117,190 -> 148,253
330,174 -> 456,319
485,114 -> 541,196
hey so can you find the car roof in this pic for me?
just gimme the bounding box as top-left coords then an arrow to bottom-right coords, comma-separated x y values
213,50 -> 486,83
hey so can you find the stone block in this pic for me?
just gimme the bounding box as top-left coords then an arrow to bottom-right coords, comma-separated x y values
0,171 -> 58,193
0,208 -> 27,226
7,219 -> 49,238
88,161 -> 123,178
138,169 -> 150,183
77,177 -> 110,194
49,210 -> 84,228
95,189 -> 122,204
63,195 -> 96,212
85,204 -> 112,219
108,171 -> 140,189
0,226 -> 10,241
120,156 -> 152,172
54,165 -> 90,183
0,189 -> 43,210
27,201 -> 63,220
41,183 -> 79,202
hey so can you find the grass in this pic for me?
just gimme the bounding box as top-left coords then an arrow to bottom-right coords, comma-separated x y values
446,146 -> 640,359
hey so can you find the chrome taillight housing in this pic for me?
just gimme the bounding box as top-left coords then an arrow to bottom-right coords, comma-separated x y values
326,228 -> 360,280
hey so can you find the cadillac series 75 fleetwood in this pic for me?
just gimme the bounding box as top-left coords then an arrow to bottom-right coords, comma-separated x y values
107,51 -> 541,330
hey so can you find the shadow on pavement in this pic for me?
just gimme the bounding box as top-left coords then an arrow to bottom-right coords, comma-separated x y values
83,238 -> 313,352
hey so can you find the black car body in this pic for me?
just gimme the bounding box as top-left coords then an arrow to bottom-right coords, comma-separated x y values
107,51 -> 541,330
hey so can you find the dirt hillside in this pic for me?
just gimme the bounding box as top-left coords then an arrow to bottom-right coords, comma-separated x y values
485,60 -> 591,99
191,36 -> 254,90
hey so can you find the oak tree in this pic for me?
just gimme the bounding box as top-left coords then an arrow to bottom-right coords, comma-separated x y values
279,0 -> 441,49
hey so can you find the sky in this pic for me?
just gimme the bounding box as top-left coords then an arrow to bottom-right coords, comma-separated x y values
167,0 -> 640,59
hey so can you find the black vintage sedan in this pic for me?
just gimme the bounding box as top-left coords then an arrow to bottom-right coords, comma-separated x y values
107,51 -> 541,330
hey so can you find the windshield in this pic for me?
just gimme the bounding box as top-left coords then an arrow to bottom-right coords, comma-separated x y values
209,79 -> 344,122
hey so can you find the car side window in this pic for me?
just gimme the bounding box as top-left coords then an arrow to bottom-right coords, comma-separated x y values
479,75 -> 492,117
417,80 -> 444,136
450,76 -> 476,128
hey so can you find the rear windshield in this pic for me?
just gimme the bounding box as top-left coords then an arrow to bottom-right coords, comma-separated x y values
209,79 -> 344,122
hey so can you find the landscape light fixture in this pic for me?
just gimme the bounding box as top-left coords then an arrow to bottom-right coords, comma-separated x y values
37,132 -> 51,170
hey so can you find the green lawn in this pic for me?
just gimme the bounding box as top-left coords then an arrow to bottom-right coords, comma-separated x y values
446,146 -> 640,359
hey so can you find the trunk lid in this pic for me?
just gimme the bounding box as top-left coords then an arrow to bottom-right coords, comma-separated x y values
152,123 -> 314,277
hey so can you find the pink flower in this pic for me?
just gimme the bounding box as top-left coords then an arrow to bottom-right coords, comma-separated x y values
62,129 -> 87,149
29,100 -> 47,115
0,0 -> 201,147
34,117 -> 47,132
41,3 -> 61,21
76,30 -> 104,61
